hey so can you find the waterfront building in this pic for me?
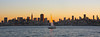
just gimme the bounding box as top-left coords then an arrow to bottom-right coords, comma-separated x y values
38,18 -> 40,21
64,17 -> 66,21
75,17 -> 76,20
93,15 -> 95,20
27,17 -> 30,22
31,13 -> 33,21
79,16 -> 82,20
40,14 -> 44,22
1,20 -> 3,23
34,18 -> 37,21
17,17 -> 23,21
44,18 -> 47,21
84,14 -> 86,19
68,18 -> 70,20
96,15 -> 99,21
53,20 -> 55,23
59,19 -> 62,22
72,15 -> 74,20
4,17 -> 7,23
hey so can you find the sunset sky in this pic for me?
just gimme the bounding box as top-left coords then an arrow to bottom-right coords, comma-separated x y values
0,0 -> 100,21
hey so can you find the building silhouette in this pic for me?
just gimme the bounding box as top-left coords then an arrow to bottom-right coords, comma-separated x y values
84,14 -> 86,19
59,19 -> 62,22
96,15 -> 99,21
27,17 -> 30,22
31,13 -> 33,21
79,16 -> 82,20
34,18 -> 37,21
93,15 -> 95,20
68,18 -> 70,20
64,17 -> 66,21
40,14 -> 44,22
4,17 -> 7,23
44,18 -> 48,23
44,18 -> 47,21
72,15 -> 74,20
17,17 -> 23,21
38,18 -> 40,21
1,14 -> 100,26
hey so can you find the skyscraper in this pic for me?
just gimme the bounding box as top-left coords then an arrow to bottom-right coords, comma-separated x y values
31,13 -> 33,21
38,18 -> 40,22
96,15 -> 99,21
64,17 -> 66,21
27,17 -> 30,22
84,14 -> 86,19
44,18 -> 47,21
17,17 -> 23,21
68,18 -> 70,20
4,17 -> 7,23
75,17 -> 76,20
40,14 -> 44,22
44,18 -> 48,22
93,15 -> 95,20
72,15 -> 74,20
79,16 -> 82,20
59,19 -> 62,22
34,18 -> 37,21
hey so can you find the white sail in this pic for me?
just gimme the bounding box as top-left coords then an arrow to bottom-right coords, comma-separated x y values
48,14 -> 56,29
50,14 -> 54,26
51,22 -> 54,26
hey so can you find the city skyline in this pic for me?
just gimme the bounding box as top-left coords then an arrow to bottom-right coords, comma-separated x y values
1,13 -> 100,26
0,0 -> 100,21
0,13 -> 100,22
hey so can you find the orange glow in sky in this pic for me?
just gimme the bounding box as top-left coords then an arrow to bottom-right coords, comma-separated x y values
0,0 -> 100,22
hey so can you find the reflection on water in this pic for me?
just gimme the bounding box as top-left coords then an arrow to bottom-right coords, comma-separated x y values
0,26 -> 100,37
49,29 -> 56,37
50,29 -> 53,37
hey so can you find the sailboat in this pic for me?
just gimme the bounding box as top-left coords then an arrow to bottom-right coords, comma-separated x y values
48,15 -> 56,29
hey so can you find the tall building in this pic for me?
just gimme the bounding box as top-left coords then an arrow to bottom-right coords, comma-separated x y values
40,14 -> 44,22
27,17 -> 30,22
17,17 -> 23,21
68,18 -> 70,20
34,18 -> 37,21
31,13 -> 33,21
44,18 -> 47,21
93,15 -> 95,20
64,17 -> 66,21
96,15 -> 99,21
44,18 -> 48,22
4,17 -> 7,23
84,14 -> 86,19
72,15 -> 74,20
38,18 -> 40,21
53,20 -> 55,23
79,16 -> 82,20
1,20 -> 3,23
59,19 -> 62,22
75,17 -> 77,20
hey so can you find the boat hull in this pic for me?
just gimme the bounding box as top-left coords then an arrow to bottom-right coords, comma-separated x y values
48,26 -> 56,29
